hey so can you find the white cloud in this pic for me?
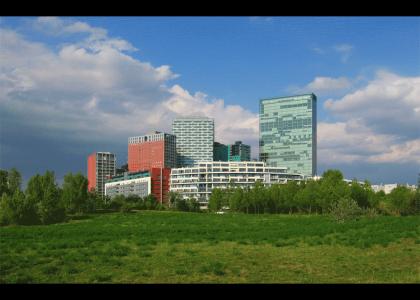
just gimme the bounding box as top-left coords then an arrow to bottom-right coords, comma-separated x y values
318,70 -> 420,166
333,43 -> 354,63
306,76 -> 351,93
324,70 -> 420,139
0,21 -> 258,157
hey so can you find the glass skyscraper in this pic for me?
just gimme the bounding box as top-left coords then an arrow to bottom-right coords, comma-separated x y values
172,117 -> 214,167
259,94 -> 317,177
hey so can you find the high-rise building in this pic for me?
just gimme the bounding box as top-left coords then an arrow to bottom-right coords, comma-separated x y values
87,152 -> 116,196
128,131 -> 176,172
172,117 -> 214,167
228,141 -> 251,161
259,93 -> 317,177
213,142 -> 228,161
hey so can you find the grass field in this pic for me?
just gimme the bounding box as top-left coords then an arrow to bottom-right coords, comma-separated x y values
1,211 -> 419,283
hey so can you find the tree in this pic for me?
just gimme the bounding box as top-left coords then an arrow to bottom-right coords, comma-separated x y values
0,170 -> 8,197
8,168 -> 22,195
168,191 -> 181,209
0,193 -> 13,225
186,197 -> 200,212
294,179 -> 320,213
109,195 -> 126,210
350,181 -> 370,208
144,194 -> 157,210
61,173 -> 88,214
208,188 -> 224,211
37,171 -> 65,224
318,169 -> 350,213
175,198 -> 189,212
329,196 -> 363,223
388,186 -> 415,215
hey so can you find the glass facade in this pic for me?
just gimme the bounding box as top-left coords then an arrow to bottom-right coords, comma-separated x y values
172,117 -> 214,167
213,142 -> 228,161
228,141 -> 251,161
259,94 -> 317,177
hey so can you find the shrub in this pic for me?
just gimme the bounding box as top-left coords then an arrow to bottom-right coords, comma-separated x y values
120,202 -> 135,213
329,196 -> 363,223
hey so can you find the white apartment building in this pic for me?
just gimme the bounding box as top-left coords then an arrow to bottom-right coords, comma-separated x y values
170,161 -> 305,203
105,171 -> 151,198
372,183 -> 417,194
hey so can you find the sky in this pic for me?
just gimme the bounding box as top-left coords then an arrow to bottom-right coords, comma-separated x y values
0,16 -> 419,185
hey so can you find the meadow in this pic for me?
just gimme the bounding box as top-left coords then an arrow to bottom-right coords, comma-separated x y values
0,211 -> 419,283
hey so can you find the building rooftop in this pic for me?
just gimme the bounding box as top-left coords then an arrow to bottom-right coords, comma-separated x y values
260,93 -> 316,103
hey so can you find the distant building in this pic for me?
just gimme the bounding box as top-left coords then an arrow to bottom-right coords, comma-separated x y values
259,93 -> 317,177
87,152 -> 116,197
170,161 -> 305,204
116,163 -> 128,176
105,170 -> 151,198
371,183 -> 417,194
213,142 -> 228,161
228,141 -> 251,161
105,168 -> 171,204
128,131 -> 176,172
172,117 -> 214,167
213,141 -> 251,162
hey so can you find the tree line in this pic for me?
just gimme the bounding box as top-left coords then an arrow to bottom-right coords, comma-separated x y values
208,170 -> 420,218
0,169 -> 102,225
0,168 -> 199,226
1,168 -> 418,226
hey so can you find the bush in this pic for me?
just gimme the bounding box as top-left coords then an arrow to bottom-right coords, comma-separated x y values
108,195 -> 125,210
329,196 -> 363,223
120,202 -> 135,213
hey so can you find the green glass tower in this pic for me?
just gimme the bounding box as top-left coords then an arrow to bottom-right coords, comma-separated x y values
259,94 -> 317,177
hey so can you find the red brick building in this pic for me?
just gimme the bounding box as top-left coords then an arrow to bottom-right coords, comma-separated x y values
128,131 -> 176,172
150,168 -> 171,204
127,132 -> 176,203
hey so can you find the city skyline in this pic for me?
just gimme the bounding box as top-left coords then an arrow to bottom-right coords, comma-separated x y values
1,17 -> 419,185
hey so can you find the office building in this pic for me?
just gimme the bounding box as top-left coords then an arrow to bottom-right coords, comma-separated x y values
213,142 -> 228,161
170,161 -> 305,204
213,141 -> 251,162
228,141 -> 251,161
172,117 -> 214,167
87,152 -> 116,196
128,131 -> 176,172
259,93 -> 317,177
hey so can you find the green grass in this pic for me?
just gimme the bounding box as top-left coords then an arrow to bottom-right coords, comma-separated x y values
1,211 -> 419,283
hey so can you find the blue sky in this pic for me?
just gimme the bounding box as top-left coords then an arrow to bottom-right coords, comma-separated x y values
1,17 -> 419,185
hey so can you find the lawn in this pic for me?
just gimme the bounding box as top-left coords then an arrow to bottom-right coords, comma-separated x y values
0,211 -> 419,283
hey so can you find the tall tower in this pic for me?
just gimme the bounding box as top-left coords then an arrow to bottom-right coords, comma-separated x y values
128,131 -> 176,172
172,117 -> 214,167
259,93 -> 317,177
87,152 -> 116,196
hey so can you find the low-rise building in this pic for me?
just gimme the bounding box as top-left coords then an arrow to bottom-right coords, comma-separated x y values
105,168 -> 171,204
372,183 -> 417,194
170,161 -> 305,204
105,170 -> 151,198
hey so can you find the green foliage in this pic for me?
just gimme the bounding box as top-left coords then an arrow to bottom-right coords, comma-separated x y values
186,198 -> 200,212
329,196 -> 363,223
208,188 -> 224,212
388,186 -> 417,216
36,171 -> 66,225
61,173 -> 88,214
0,170 -> 8,197
8,168 -> 22,195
